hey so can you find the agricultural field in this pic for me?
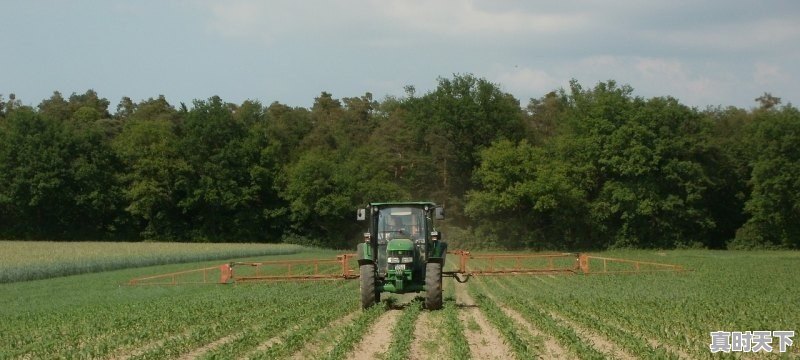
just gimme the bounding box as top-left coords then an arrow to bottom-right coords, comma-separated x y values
0,241 -> 303,283
1,243 -> 798,359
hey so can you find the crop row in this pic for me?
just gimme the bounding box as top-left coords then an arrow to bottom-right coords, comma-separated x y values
441,283 -> 470,360
1,281 -> 358,359
469,277 -> 605,359
0,241 -> 304,283
462,250 -> 800,360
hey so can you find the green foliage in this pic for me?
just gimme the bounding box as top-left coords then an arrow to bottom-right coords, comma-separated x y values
1,76 -> 798,249
471,250 -> 800,358
114,117 -> 188,239
0,247 -> 798,358
466,139 -> 587,249
442,299 -> 470,359
733,105 -> 800,249
397,74 -> 526,222
281,146 -> 406,248
385,300 -> 422,360
323,305 -> 385,360
0,106 -> 124,239
467,81 -> 742,249
470,291 -> 539,359
0,241 -> 302,283
175,97 -> 260,240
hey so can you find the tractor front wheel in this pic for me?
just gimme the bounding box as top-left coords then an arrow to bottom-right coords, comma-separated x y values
360,263 -> 378,309
425,262 -> 443,310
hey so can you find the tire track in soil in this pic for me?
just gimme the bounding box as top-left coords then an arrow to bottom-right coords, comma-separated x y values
244,323 -> 302,357
107,329 -> 192,360
524,276 -> 691,359
496,276 -> 634,359
409,311 -> 446,360
546,310 -> 635,360
454,281 -> 514,360
289,311 -> 360,359
177,331 -> 243,360
501,306 -> 573,359
474,277 -> 574,360
347,309 -> 402,360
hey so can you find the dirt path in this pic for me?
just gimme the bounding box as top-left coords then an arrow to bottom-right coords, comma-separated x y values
347,309 -> 402,360
177,331 -> 241,360
409,310 -> 448,360
546,311 -> 635,360
524,275 -> 688,359
454,282 -> 514,360
244,323 -> 301,357
289,311 -> 360,359
500,303 -> 574,359
107,329 -> 192,360
472,277 -> 573,360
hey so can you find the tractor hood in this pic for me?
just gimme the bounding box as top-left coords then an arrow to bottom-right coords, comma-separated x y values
387,238 -> 414,252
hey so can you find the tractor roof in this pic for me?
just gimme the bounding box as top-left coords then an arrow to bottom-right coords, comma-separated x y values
369,201 -> 438,207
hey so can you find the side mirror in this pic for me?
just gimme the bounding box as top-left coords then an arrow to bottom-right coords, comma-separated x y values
356,208 -> 366,221
434,206 -> 445,220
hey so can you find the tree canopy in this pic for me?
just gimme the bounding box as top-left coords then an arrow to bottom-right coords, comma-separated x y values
1,79 -> 797,250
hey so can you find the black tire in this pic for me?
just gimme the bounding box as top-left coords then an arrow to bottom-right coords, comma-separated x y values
425,262 -> 443,310
360,263 -> 377,309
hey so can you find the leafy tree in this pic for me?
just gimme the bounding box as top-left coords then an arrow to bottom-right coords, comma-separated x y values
400,74 -> 526,219
0,106 -> 122,239
466,139 -> 587,249
732,104 -> 800,248
174,96 -> 272,241
263,102 -> 313,165
701,106 -> 752,248
468,81 -> 724,249
114,117 -> 188,240
280,147 -> 406,248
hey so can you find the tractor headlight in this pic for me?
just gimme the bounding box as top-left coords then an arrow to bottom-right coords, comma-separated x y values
387,257 -> 400,264
401,257 -> 413,263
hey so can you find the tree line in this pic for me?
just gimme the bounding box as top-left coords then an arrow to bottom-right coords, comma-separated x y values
0,75 -> 798,249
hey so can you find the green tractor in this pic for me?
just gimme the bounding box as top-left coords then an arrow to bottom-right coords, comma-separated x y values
356,202 -> 447,310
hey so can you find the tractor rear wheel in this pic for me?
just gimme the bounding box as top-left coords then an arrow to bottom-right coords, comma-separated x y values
425,262 -> 443,310
360,263 -> 378,309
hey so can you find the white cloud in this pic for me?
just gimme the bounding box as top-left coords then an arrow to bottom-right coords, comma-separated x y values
199,0 -> 587,45
376,0 -> 587,37
188,0 -> 799,107
519,55 -> 724,105
643,18 -> 800,53
493,66 -> 560,96
207,1 -> 270,41
753,62 -> 782,86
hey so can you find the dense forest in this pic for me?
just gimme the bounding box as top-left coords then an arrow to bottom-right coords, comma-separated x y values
1,75 -> 798,250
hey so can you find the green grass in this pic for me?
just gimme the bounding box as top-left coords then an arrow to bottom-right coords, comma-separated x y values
0,247 -> 347,359
0,244 -> 798,359
470,249 -> 800,359
385,300 -> 422,360
0,241 -> 305,283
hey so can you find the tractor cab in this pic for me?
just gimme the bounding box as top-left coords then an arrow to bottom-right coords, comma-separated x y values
375,206 -> 428,277
356,202 -> 446,309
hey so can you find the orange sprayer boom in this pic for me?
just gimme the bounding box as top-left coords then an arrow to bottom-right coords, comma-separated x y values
127,251 -> 684,286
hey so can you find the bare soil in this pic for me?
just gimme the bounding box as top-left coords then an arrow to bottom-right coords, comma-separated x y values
289,311 -> 360,359
178,331 -> 241,360
454,282 -> 514,360
348,309 -> 402,360
409,310 -> 447,360
108,329 -> 192,360
546,310 -> 636,360
498,303 -> 575,359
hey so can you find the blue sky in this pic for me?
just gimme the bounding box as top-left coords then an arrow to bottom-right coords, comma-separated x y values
2,1 -> 798,110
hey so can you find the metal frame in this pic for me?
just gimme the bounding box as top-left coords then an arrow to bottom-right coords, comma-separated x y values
127,251 -> 685,286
